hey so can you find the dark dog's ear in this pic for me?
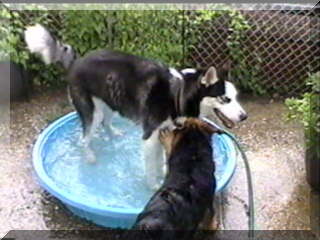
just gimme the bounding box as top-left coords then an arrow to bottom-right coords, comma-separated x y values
219,60 -> 231,81
173,117 -> 187,130
200,66 -> 218,87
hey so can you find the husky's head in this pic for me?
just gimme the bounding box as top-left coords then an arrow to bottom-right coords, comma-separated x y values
181,65 -> 247,128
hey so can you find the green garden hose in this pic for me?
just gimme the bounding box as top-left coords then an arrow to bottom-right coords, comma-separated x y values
202,117 -> 255,238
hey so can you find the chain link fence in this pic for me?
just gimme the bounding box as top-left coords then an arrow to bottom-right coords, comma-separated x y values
187,5 -> 319,96
12,6 -> 320,96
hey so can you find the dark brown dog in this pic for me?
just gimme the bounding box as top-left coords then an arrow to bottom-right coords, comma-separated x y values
132,117 -> 222,239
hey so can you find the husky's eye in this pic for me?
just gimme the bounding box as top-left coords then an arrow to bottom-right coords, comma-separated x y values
223,97 -> 231,103
217,96 -> 231,104
63,46 -> 70,52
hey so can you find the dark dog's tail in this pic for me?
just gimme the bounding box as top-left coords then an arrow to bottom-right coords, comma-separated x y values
24,24 -> 76,69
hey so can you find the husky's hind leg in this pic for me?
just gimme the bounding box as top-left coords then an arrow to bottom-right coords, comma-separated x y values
69,86 -> 103,163
99,99 -> 123,138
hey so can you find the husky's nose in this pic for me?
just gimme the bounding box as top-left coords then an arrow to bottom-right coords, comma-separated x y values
240,113 -> 248,121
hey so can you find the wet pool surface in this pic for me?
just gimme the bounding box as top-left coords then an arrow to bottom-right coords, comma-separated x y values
1,88 -> 318,237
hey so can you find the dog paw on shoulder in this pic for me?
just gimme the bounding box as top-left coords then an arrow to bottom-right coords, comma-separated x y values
159,127 -> 172,139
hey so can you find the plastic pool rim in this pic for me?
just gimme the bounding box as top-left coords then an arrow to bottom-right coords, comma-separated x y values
32,112 -> 237,220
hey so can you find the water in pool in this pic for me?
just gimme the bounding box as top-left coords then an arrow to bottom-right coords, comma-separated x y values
44,114 -> 227,209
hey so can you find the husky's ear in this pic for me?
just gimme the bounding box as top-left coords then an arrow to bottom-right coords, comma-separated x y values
200,66 -> 218,87
219,60 -> 231,81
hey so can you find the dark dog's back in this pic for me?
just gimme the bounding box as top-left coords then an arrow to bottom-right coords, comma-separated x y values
132,118 -> 218,238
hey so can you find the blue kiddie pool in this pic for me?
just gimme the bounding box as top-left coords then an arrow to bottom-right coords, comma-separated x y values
33,112 -> 237,228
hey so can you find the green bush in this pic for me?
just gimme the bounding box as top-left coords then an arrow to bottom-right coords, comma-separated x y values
61,10 -> 111,56
0,6 -> 65,87
226,11 -> 265,95
285,72 -> 320,145
114,10 -> 184,67
60,10 -> 184,68
1,8 -> 186,87
1,7 -> 254,90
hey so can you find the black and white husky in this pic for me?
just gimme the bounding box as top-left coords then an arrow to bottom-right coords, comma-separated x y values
24,24 -> 247,189
69,50 -> 248,189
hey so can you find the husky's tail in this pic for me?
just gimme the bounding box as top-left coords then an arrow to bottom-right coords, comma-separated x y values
24,24 -> 76,69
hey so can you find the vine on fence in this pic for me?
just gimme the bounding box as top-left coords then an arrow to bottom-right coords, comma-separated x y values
227,10 -> 265,95
183,9 -> 265,94
114,10 -> 184,68
61,10 -> 184,67
61,11 -> 111,57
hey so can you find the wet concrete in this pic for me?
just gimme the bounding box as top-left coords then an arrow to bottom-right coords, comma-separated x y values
0,88 -> 316,237
213,96 -> 311,231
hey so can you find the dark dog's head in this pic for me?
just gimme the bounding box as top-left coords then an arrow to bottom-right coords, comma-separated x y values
159,117 -> 222,157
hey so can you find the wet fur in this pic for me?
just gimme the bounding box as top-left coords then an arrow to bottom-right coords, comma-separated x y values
132,118 -> 222,238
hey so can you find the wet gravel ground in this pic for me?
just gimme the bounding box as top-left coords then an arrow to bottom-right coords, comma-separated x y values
0,88 -> 314,237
